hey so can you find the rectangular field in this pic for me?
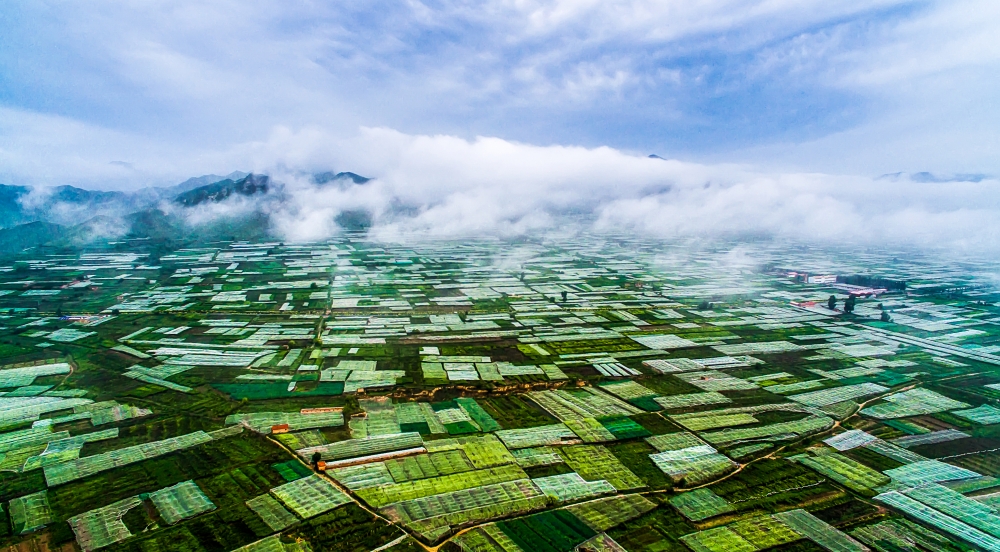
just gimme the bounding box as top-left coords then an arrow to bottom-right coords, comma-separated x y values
270,474 -> 352,518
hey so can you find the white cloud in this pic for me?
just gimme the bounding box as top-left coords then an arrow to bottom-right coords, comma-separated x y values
2,111 -> 996,251
176,126 -> 1000,253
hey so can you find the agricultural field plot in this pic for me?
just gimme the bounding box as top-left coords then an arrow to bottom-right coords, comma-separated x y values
67,496 -> 144,551
495,509 -> 597,552
526,388 -> 642,422
674,371 -> 759,392
495,424 -> 578,449
381,478 -> 549,541
728,514 -> 803,548
890,428 -> 969,448
558,445 -> 646,491
563,417 -> 616,443
789,383 -> 889,408
824,429 -> 878,451
850,518 -> 967,552
598,416 -> 651,439
329,463 -> 395,490
148,480 -> 217,525
946,451 -> 1000,478
654,391 -> 732,410
766,380 -> 826,394
598,380 -> 660,410
395,401 -> 448,435
900,483 -> 1000,537
423,434 -> 517,469
511,446 -> 564,468
861,388 -> 970,419
354,464 -> 529,508
1,236 -> 1000,551
383,449 -> 476,482
231,535 -> 314,552
679,525 -> 758,552
669,488 -> 734,521
773,509 -> 868,552
700,415 -> 834,446
875,491 -> 1000,550
275,429 -> 328,450
226,410 -> 345,434
792,451 -> 891,493
273,459 -> 312,481
8,490 -> 52,535
952,404 -> 1000,425
43,430 -> 216,485
532,473 -> 615,503
454,398 -> 502,432
298,432 -> 424,462
714,341 -> 804,356
883,459 -> 981,485
650,445 -> 737,486
451,524 -> 524,552
565,494 -> 657,533
246,494 -> 299,531
863,439 -> 927,464
670,412 -> 759,431
646,431 -> 706,452
270,475 -> 352,519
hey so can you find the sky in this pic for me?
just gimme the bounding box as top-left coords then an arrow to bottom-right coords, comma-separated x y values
0,1 -> 998,249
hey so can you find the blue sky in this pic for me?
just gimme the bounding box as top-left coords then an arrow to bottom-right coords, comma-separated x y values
0,0 -> 998,189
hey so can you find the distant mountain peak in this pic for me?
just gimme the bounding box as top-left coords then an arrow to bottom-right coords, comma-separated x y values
877,171 -> 990,183
312,171 -> 371,185
174,173 -> 270,206
169,171 -> 250,195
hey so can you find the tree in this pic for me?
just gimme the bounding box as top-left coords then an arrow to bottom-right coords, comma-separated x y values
561,291 -> 568,302
311,451 -> 322,467
880,311 -> 892,322
698,300 -> 711,310
827,295 -> 836,310
844,296 -> 856,314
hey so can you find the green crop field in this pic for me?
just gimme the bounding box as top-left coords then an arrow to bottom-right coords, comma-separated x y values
0,235 -> 996,551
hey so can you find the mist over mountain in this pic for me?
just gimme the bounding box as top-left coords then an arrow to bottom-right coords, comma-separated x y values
877,172 -> 991,184
0,169 -> 383,255
312,172 -> 371,186
169,171 -> 251,195
2,128 -> 1000,260
174,174 -> 270,207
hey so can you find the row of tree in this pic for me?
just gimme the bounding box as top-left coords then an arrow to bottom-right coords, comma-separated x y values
828,294 -> 892,321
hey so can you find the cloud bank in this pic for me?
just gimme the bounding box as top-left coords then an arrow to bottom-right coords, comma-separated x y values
191,127 -> 998,253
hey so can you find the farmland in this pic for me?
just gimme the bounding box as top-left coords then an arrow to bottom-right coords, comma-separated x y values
0,236 -> 999,551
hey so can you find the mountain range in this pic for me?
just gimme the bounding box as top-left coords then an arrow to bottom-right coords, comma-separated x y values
0,171 -> 372,257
